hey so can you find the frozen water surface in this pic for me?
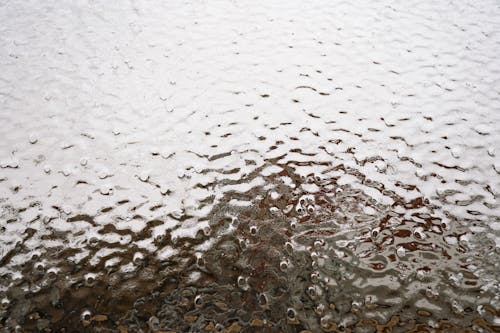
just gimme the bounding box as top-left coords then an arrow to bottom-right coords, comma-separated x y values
1,0 -> 500,331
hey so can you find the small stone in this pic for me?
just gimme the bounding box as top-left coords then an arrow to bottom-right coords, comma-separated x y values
91,314 -> 108,322
226,322 -> 241,332
214,301 -> 228,310
250,318 -> 264,327
417,310 -> 431,317
117,325 -> 128,333
184,314 -> 197,322
204,322 -> 215,331
29,312 -> 41,320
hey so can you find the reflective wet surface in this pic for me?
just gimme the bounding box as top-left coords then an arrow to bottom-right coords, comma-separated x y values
1,0 -> 500,331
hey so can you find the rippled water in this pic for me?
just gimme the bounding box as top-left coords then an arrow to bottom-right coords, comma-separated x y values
1,0 -> 500,332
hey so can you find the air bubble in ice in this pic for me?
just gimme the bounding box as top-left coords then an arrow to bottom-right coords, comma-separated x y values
203,226 -> 211,236
416,269 -> 428,281
269,206 -> 280,214
81,310 -> 91,321
373,160 -> 387,172
148,316 -> 160,331
150,147 -> 160,156
133,252 -> 144,265
98,168 -> 112,179
320,315 -> 333,328
307,286 -> 317,298
258,293 -> 268,306
160,186 -> 170,195
138,171 -> 149,182
425,287 -> 439,299
60,142 -> 73,149
194,295 -> 203,307
449,272 -> 463,287
249,225 -> 258,236
0,158 -> 19,168
451,147 -> 462,158
63,205 -> 72,214
46,269 -> 58,281
237,276 -> 249,290
0,298 -> 9,310
315,303 -> 325,316
88,237 -> 99,247
314,240 -> 324,249
413,227 -> 426,239
451,299 -> 464,315
196,256 -> 205,268
35,262 -> 45,272
29,134 -> 38,144
84,273 -> 97,287
396,246 -> 406,258
474,124 -> 491,135
171,209 -> 184,219
286,308 -> 296,319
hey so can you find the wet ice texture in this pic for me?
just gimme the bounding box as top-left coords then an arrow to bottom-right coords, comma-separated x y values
0,0 -> 500,331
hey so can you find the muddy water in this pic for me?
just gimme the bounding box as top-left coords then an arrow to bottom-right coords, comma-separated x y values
1,0 -> 500,332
